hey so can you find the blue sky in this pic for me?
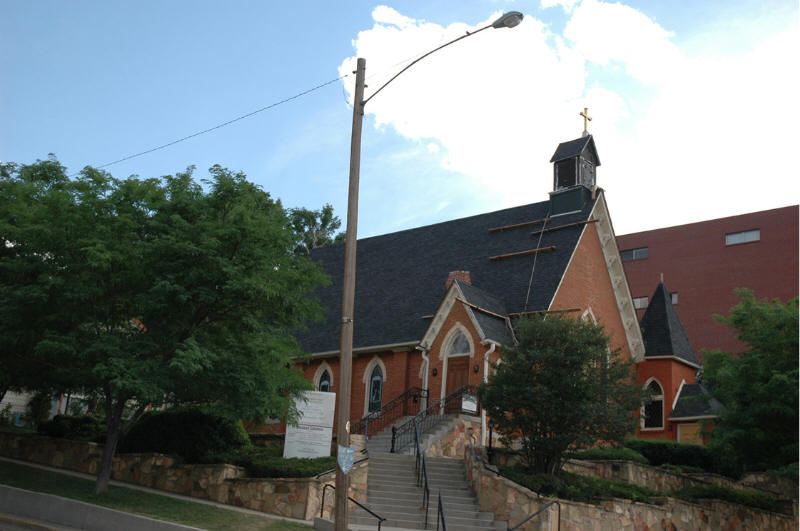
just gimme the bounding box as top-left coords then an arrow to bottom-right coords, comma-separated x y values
2,1 -> 798,238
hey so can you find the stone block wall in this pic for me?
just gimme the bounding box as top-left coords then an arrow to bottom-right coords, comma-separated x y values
0,431 -> 367,521
425,415 -> 481,458
464,445 -> 797,531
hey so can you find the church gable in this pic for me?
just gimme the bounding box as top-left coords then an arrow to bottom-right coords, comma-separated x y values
549,192 -> 644,361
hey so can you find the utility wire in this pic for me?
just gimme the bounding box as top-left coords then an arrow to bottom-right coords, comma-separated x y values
76,74 -> 349,175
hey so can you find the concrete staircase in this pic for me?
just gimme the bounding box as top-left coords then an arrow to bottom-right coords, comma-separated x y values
350,451 -> 500,531
365,416 -> 459,455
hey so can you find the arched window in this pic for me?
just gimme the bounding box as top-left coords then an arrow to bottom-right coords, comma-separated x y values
368,365 -> 383,413
642,380 -> 664,429
318,370 -> 331,392
448,331 -> 471,357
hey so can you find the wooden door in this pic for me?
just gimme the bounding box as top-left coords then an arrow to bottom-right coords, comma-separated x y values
677,422 -> 703,444
445,356 -> 469,413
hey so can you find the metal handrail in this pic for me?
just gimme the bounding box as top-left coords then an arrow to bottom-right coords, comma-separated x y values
320,484 -> 386,531
351,386 -> 428,439
509,500 -> 561,531
436,488 -> 448,531
391,384 -> 479,453
314,454 -> 369,479
414,422 -> 431,528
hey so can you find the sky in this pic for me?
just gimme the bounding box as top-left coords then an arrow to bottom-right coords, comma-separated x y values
2,0 -> 798,238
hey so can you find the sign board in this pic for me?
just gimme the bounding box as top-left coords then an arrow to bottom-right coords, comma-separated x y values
338,445 -> 355,474
283,391 -> 335,459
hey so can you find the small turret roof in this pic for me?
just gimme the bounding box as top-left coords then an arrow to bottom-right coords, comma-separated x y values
549,135 -> 601,165
640,283 -> 701,366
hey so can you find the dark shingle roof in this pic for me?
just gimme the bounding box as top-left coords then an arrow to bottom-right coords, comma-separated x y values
297,197 -> 597,354
549,135 -> 601,165
640,283 -> 701,366
670,383 -> 723,420
457,281 -> 515,345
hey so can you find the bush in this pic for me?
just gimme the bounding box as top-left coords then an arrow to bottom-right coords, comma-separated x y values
119,408 -> 250,463
38,415 -> 106,442
498,466 -> 657,504
623,438 -> 741,478
573,446 -> 649,464
766,462 -> 798,481
214,445 -> 336,478
672,486 -> 780,513
24,392 -> 53,428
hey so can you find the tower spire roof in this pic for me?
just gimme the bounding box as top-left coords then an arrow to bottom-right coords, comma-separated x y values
640,283 -> 700,366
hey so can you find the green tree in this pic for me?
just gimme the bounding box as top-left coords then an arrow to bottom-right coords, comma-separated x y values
702,289 -> 799,471
479,314 -> 642,474
288,203 -> 345,255
0,158 -> 327,493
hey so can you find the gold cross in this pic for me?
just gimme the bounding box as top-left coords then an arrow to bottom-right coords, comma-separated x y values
580,107 -> 592,135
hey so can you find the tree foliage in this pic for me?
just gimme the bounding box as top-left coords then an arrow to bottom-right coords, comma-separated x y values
479,314 -> 642,474
288,203 -> 344,255
702,289 -> 799,471
0,157 -> 327,492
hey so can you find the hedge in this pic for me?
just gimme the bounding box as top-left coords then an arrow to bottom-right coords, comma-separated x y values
623,438 -> 741,478
38,415 -> 106,443
213,445 -> 336,478
671,485 -> 781,513
119,408 -> 250,463
498,466 -> 658,504
573,446 -> 649,464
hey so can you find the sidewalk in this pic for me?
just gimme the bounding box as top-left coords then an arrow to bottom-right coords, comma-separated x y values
0,457 -> 310,529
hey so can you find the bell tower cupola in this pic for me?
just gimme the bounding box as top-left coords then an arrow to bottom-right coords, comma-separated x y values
548,108 -> 601,215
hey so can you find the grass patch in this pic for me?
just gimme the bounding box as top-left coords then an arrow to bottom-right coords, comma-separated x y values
573,446 -> 649,464
498,465 -> 658,504
671,485 -> 780,513
0,460 -> 309,531
214,445 -> 336,478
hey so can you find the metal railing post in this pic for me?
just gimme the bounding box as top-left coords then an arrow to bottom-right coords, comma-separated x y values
390,425 -> 396,453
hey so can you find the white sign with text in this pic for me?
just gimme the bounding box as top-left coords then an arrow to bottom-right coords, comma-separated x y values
283,390 -> 335,459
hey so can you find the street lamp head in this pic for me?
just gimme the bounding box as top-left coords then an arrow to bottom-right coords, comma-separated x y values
491,11 -> 523,29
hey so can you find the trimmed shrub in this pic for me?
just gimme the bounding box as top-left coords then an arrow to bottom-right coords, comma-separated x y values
498,466 -> 657,504
119,408 -> 250,463
623,438 -> 741,478
573,446 -> 649,464
672,485 -> 780,513
38,415 -> 106,442
214,445 -> 336,478
767,462 -> 798,481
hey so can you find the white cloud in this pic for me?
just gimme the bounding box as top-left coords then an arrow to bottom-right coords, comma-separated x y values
541,0 -> 581,12
340,3 -> 799,236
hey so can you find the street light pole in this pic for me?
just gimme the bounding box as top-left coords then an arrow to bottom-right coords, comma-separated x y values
334,56 -> 365,531
333,13 -> 522,531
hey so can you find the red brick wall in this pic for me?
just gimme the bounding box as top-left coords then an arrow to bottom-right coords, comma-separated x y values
289,349 -> 424,437
617,206 -> 798,356
635,358 -> 697,441
426,299 -> 493,403
550,222 -> 633,361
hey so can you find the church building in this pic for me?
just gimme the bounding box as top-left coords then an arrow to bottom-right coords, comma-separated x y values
287,127 -> 700,448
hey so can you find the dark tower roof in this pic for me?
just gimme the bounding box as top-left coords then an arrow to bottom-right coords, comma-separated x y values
640,283 -> 700,366
549,135 -> 601,165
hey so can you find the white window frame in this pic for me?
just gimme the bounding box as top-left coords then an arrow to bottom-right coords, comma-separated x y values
641,378 -> 665,431
362,356 -> 388,416
633,296 -> 649,309
313,361 -> 334,393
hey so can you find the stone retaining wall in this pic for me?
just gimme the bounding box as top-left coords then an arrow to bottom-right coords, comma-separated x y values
464,445 -> 797,531
425,415 -> 481,458
0,431 -> 367,521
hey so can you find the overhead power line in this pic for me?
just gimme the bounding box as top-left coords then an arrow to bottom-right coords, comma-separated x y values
76,73 -> 349,175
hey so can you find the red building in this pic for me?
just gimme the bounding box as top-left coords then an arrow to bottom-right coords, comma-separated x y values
617,206 -> 799,356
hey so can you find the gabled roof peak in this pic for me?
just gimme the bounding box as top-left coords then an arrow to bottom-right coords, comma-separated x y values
549,135 -> 601,166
